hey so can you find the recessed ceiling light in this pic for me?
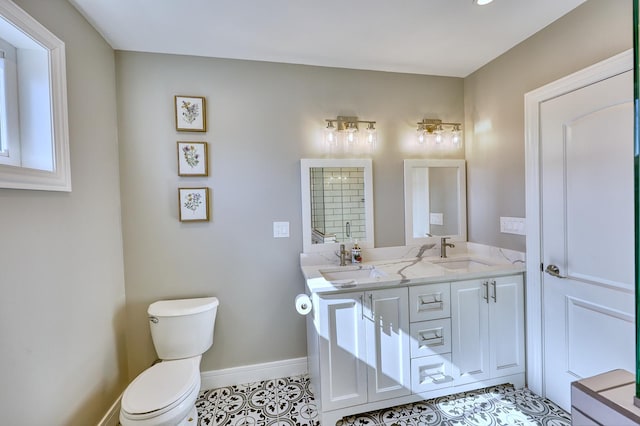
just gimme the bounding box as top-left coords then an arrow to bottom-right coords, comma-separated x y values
474,0 -> 494,5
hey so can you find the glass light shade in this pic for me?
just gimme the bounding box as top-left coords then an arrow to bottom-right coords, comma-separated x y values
418,131 -> 427,144
434,124 -> 444,144
324,123 -> 337,146
365,127 -> 377,147
452,125 -> 462,145
345,122 -> 358,143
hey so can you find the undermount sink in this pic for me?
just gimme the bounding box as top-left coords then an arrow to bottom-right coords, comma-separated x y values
431,257 -> 495,270
320,265 -> 386,284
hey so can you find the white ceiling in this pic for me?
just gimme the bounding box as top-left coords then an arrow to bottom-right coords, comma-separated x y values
68,0 -> 586,78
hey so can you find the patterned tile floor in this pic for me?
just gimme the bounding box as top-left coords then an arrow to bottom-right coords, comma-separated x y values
195,375 -> 571,426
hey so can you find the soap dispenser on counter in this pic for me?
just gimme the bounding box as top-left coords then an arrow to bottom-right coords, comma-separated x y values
351,241 -> 362,264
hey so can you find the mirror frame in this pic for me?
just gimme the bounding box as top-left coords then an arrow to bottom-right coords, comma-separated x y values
403,159 -> 467,245
0,0 -> 71,191
300,158 -> 374,253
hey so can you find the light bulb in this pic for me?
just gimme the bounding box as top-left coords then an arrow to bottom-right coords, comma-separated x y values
345,122 -> 358,144
451,125 -> 462,145
365,123 -> 377,148
416,124 -> 427,144
434,124 -> 444,144
324,121 -> 337,146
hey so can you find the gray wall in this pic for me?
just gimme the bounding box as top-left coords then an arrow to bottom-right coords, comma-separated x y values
464,0 -> 632,251
0,0 -> 127,424
115,52 -> 464,376
0,1 -> 631,422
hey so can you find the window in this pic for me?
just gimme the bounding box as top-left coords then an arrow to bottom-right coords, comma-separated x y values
0,39 -> 21,167
0,50 -> 6,156
0,0 -> 70,191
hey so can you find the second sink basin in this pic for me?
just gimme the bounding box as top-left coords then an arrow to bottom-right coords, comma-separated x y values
431,257 -> 495,270
320,265 -> 386,283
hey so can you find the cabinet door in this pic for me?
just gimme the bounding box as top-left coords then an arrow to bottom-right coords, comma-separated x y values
450,279 -> 490,385
488,275 -> 525,377
318,292 -> 368,410
365,287 -> 411,402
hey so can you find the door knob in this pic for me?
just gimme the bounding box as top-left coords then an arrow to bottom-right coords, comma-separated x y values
545,264 -> 566,279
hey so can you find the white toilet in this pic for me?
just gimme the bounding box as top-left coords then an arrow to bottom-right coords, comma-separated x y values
120,297 -> 219,426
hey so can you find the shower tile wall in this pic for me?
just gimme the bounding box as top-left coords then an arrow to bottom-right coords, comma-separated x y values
322,167 -> 365,242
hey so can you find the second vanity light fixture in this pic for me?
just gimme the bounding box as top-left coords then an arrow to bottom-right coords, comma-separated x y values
324,116 -> 377,153
416,118 -> 462,146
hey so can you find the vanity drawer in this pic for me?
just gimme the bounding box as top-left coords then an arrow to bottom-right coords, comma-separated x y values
409,282 -> 450,322
410,318 -> 451,357
411,353 -> 454,394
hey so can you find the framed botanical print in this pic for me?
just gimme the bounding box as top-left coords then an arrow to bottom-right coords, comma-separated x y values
175,95 -> 206,132
178,187 -> 210,222
177,142 -> 208,176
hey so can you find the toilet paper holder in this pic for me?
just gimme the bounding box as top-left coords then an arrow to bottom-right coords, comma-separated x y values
295,294 -> 313,315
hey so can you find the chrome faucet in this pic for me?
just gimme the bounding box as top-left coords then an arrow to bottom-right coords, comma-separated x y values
336,244 -> 349,266
440,237 -> 455,258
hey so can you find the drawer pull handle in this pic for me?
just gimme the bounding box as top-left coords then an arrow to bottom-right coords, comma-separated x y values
419,365 -> 449,384
418,294 -> 443,311
419,329 -> 444,347
419,301 -> 443,311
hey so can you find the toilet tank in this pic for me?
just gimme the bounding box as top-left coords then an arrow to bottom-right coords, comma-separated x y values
147,297 -> 219,360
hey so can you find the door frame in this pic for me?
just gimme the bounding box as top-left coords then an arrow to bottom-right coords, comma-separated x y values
524,49 -> 633,396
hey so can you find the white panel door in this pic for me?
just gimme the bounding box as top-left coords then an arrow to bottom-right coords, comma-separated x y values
488,275 -> 525,377
540,70 -> 635,411
450,279 -> 490,385
365,288 -> 411,402
318,292 -> 368,410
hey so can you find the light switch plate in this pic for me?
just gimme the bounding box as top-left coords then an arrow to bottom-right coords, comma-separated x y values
273,221 -> 290,238
500,217 -> 526,235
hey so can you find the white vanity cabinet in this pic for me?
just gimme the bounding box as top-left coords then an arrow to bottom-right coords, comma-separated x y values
450,275 -> 525,386
307,273 -> 525,425
313,287 -> 410,412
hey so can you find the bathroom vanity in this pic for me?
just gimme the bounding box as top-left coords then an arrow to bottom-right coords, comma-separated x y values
300,244 -> 525,425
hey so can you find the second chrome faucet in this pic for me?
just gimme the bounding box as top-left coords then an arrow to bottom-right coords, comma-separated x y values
440,237 -> 455,258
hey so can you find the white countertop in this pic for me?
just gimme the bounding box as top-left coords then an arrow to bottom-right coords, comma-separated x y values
300,242 -> 525,293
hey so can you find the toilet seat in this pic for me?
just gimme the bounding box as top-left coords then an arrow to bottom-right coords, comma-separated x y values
121,358 -> 200,421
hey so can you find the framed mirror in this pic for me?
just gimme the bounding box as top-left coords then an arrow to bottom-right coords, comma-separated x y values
300,158 -> 374,253
404,159 -> 466,245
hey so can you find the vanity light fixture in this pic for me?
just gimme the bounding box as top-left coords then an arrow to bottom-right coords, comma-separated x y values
323,116 -> 377,153
416,119 -> 462,146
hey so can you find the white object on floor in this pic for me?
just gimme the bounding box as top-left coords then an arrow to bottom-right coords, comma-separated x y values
119,297 -> 219,426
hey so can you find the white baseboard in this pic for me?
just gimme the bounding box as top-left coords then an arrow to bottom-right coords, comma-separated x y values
98,357 -> 308,424
97,394 -> 122,426
200,357 -> 308,390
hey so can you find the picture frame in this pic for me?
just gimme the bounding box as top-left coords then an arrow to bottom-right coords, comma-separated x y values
175,95 -> 206,132
177,141 -> 208,176
178,187 -> 210,222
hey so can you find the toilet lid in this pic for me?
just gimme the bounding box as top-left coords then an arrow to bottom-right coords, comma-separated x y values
121,359 -> 199,417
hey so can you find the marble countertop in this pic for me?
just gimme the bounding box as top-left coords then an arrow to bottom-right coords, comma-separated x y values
300,242 -> 525,293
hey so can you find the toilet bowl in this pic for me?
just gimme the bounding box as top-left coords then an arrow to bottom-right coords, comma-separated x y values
120,357 -> 201,426
119,297 -> 219,426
